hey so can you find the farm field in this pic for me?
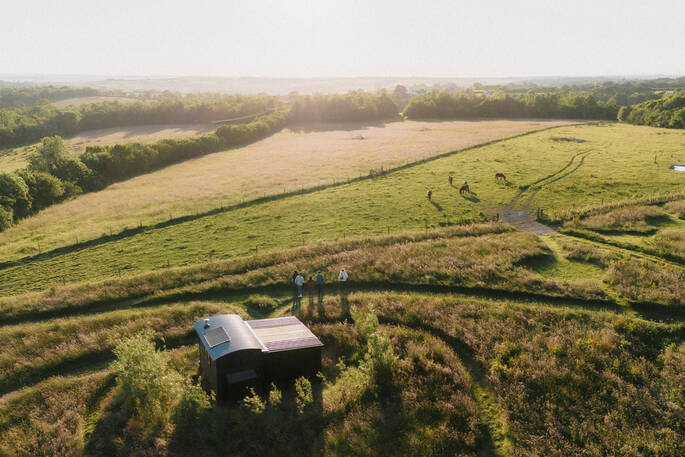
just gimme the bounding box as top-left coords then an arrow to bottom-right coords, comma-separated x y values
0,122 -> 684,293
0,123 -> 217,172
0,224 -> 682,456
0,119 -> 573,263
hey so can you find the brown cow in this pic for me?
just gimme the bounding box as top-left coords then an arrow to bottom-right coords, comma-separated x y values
495,172 -> 506,181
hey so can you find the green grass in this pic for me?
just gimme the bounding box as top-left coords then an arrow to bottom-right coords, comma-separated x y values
1,123 -> 684,295
0,221 -> 682,456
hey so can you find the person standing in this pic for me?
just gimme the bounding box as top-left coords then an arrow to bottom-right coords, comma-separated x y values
338,268 -> 348,294
316,270 -> 325,299
295,272 -> 305,298
292,270 -> 299,298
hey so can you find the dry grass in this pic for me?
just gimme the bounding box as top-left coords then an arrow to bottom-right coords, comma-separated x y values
66,123 -> 217,154
608,258 -> 684,306
665,200 -> 685,219
568,205 -> 668,233
0,119 -> 572,262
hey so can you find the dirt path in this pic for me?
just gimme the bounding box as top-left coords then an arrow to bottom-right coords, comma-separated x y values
500,210 -> 557,235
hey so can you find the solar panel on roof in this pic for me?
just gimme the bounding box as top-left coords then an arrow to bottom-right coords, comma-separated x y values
204,326 -> 231,348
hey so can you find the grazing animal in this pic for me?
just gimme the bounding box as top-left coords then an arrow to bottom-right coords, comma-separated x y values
459,181 -> 470,195
495,172 -> 506,181
448,175 -> 453,185
427,189 -> 432,200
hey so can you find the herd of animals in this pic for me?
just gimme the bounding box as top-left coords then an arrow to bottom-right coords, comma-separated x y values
427,173 -> 506,200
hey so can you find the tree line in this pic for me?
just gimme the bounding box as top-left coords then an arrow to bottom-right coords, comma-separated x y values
1,85 -> 683,232
403,91 -> 619,120
288,91 -> 399,123
0,86 -> 101,109
618,90 -> 685,129
0,111 -> 287,230
0,94 -> 278,147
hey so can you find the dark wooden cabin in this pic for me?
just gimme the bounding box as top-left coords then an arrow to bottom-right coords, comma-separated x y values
194,314 -> 323,402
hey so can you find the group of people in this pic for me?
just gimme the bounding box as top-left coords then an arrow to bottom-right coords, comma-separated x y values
292,268 -> 349,299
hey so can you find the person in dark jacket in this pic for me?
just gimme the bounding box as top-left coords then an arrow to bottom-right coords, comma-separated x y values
316,270 -> 325,299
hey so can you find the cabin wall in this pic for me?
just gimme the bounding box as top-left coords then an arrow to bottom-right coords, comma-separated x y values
216,348 -> 263,402
262,347 -> 322,385
198,342 -> 218,395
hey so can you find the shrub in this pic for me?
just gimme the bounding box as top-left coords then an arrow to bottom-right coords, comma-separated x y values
294,377 -> 313,414
174,380 -> 212,426
242,387 -> 266,414
0,172 -> 31,220
17,170 -> 65,211
268,383 -> 283,408
0,206 -> 12,230
110,331 -> 183,429
352,307 -> 398,394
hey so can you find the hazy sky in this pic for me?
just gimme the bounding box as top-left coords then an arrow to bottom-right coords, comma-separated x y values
1,0 -> 683,77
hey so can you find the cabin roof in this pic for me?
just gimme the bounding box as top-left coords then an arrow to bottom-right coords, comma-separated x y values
193,314 -> 263,360
246,316 -> 324,352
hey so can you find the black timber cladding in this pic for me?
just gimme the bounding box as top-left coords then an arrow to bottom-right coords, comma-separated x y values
193,314 -> 323,401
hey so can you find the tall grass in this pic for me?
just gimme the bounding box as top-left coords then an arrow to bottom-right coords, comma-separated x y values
543,193 -> 685,224
0,222 -> 508,315
608,258 -> 685,307
566,205 -> 668,233
340,291 -> 685,456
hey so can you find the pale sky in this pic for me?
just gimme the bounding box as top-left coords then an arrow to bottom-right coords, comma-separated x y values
1,0 -> 683,78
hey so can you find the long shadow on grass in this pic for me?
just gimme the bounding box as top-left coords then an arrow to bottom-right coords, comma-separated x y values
2,280 -> 636,330
0,332 -> 196,398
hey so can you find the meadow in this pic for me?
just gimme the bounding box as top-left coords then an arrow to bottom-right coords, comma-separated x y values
0,119 -> 571,264
0,221 -> 682,456
0,122 -> 683,292
0,117 -> 683,456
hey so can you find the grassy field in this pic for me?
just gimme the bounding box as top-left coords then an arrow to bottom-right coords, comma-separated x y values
0,224 -> 681,456
0,119 -> 572,263
0,123 -> 683,292
0,123 -> 217,172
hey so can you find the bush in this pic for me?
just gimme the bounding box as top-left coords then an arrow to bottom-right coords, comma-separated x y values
0,172 -> 31,220
110,331 -> 183,429
0,206 -> 12,230
351,307 -> 398,394
294,377 -> 313,414
17,170 -> 65,211
268,383 -> 283,408
242,387 -> 266,414
173,380 -> 212,434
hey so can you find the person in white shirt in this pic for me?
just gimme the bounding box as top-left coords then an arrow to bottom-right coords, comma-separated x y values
338,268 -> 348,294
294,272 -> 305,298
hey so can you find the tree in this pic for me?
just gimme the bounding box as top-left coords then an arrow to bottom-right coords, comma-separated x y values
0,173 -> 31,220
17,170 -> 65,211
